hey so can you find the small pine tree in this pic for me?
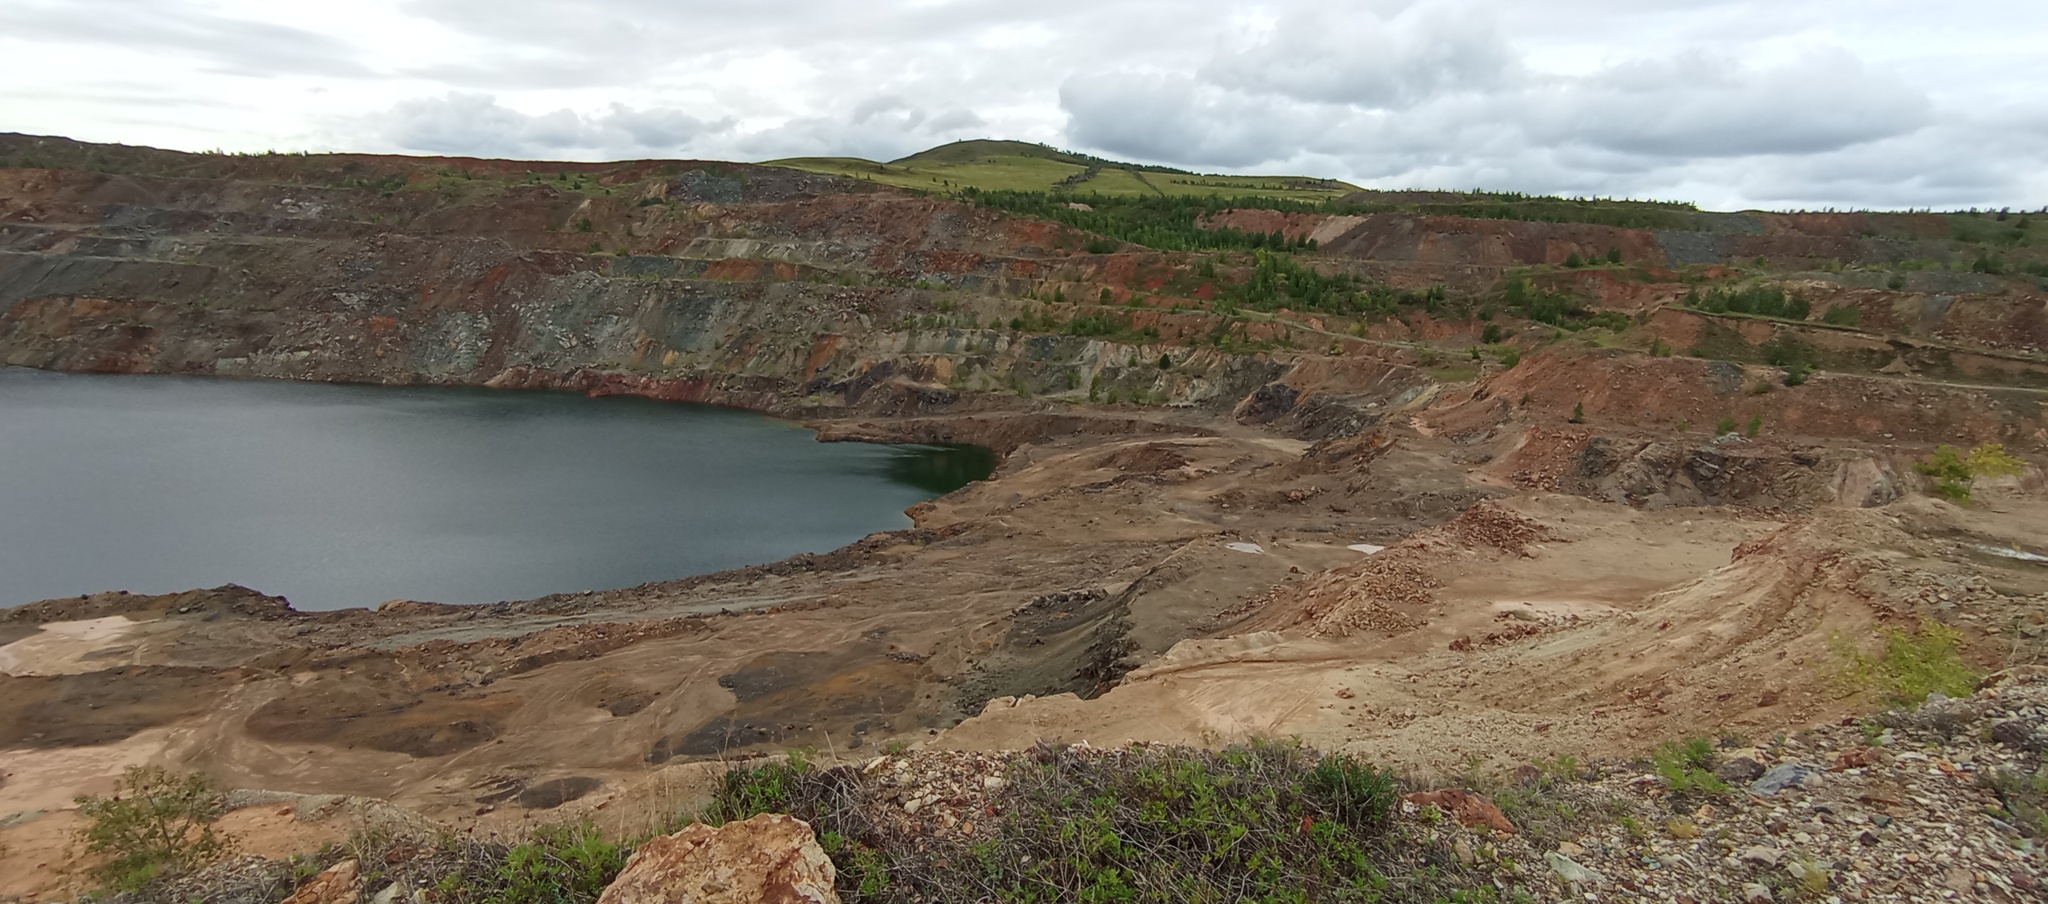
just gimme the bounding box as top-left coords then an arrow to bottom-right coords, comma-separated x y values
1747,414 -> 1762,437
1606,247 -> 1622,264
1570,402 -> 1586,423
1564,252 -> 1585,268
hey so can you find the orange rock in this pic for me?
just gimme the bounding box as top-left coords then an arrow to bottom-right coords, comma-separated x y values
1404,789 -> 1518,835
281,859 -> 359,904
597,813 -> 837,904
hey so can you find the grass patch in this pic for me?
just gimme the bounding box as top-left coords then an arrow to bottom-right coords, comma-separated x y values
1649,738 -> 1729,799
1982,766 -> 2048,839
1832,620 -> 1982,706
715,740 -> 1513,903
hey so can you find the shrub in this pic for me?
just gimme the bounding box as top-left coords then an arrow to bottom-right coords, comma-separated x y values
1822,305 -> 1863,326
1564,251 -> 1584,268
1915,442 -> 2026,505
1570,402 -> 1586,424
574,218 -> 594,233
1481,323 -> 1505,344
1747,414 -> 1762,437
1885,274 -> 1907,291
496,824 -> 628,904
1833,620 -> 1981,706
1982,766 -> 2048,839
74,766 -> 230,892
1683,285 -> 1810,320
1084,237 -> 1120,254
711,741 -> 1486,903
1499,347 -> 1521,368
1606,247 -> 1622,264
1157,354 -> 1173,370
1716,417 -> 1738,436
1783,361 -> 1810,386
1651,738 -> 1728,798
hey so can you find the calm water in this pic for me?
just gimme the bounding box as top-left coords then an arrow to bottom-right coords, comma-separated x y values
0,369 -> 992,610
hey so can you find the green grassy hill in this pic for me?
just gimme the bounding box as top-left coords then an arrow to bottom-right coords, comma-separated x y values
764,140 -> 1357,202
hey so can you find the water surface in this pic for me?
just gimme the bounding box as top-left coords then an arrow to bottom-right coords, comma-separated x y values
0,369 -> 990,610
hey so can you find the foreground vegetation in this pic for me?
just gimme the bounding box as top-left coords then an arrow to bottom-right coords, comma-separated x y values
707,742 -> 1481,904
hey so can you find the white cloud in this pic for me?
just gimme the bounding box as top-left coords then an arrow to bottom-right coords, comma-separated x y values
0,0 -> 2043,209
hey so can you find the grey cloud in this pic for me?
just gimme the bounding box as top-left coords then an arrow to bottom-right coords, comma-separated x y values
1060,73 -> 1321,169
1200,3 -> 1517,109
0,0 -> 371,77
377,93 -> 734,159
1535,49 -> 1934,158
732,99 -> 991,162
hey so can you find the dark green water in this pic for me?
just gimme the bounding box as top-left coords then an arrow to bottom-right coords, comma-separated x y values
0,369 -> 992,610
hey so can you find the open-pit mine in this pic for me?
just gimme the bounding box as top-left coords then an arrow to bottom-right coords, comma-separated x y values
2,135 -> 2045,902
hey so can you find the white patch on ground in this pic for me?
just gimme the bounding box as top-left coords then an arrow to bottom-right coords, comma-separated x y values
0,616 -> 150,677
1347,544 -> 1387,555
1225,542 -> 1265,555
1975,544 -> 2048,564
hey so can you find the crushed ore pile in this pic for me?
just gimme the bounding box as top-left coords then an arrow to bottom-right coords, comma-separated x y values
1408,668 -> 2046,902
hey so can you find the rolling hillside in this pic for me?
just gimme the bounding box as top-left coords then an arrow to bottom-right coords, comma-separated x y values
764,139 -> 1357,201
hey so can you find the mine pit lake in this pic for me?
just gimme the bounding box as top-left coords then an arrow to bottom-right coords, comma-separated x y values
0,368 -> 993,610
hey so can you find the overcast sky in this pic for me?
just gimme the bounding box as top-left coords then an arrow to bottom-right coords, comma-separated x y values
3,0 -> 2043,210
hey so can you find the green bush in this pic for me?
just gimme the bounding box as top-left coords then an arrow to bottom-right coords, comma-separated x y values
1651,738 -> 1728,798
1915,442 -> 2026,505
1481,323 -> 1505,344
711,741 -> 1488,903
496,824 -> 628,904
1683,285 -> 1810,320
1833,620 -> 1982,706
1821,306 -> 1863,326
1716,417 -> 1738,436
711,750 -> 813,824
74,766 -> 230,892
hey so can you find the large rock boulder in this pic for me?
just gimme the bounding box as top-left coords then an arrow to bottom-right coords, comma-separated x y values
596,813 -> 838,904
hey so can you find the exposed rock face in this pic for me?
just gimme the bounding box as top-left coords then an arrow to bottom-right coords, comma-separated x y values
596,814 -> 838,904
